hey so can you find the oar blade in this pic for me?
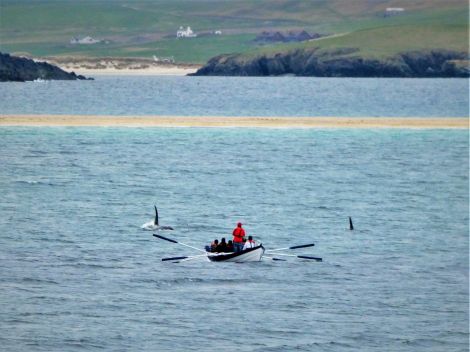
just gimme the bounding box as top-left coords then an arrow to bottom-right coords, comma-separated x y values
297,255 -> 322,262
264,256 -> 287,261
162,256 -> 188,262
289,243 -> 315,250
153,233 -> 178,243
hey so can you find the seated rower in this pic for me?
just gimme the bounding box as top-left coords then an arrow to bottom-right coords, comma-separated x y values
226,240 -> 234,253
243,236 -> 256,250
210,239 -> 219,252
216,237 -> 228,253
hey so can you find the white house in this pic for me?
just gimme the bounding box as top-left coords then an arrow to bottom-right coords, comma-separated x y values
385,7 -> 405,14
176,26 -> 197,38
153,55 -> 175,63
70,36 -> 101,45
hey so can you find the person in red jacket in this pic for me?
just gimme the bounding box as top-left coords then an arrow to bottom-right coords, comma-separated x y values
232,222 -> 246,252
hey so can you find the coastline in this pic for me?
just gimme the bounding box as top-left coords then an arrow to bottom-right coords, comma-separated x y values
40,57 -> 201,76
60,66 -> 199,76
0,115 -> 468,129
192,49 -> 469,78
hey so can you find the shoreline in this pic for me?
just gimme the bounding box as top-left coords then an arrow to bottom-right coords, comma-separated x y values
39,57 -> 201,76
60,66 -> 199,76
0,115 -> 468,129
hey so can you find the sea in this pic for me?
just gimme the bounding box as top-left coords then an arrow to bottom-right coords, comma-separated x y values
0,76 -> 468,352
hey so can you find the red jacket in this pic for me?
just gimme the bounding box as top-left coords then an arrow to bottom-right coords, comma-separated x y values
232,226 -> 245,243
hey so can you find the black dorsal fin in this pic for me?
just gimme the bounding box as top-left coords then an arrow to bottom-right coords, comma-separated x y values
154,205 -> 159,226
349,216 -> 354,230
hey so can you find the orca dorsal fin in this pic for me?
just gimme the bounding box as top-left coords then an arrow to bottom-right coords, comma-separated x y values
154,205 -> 159,226
349,216 -> 354,231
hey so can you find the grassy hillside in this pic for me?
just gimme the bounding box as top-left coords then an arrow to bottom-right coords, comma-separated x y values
250,7 -> 469,59
0,0 -> 467,63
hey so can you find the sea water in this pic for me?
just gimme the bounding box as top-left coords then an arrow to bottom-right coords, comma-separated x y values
0,76 -> 468,117
0,77 -> 468,352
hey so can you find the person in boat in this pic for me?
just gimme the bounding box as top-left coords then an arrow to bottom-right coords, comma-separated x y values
243,235 -> 256,250
232,222 -> 246,252
210,239 -> 219,252
216,237 -> 228,252
226,240 -> 234,253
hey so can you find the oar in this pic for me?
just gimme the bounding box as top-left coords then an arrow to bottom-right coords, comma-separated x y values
263,256 -> 287,261
162,251 -> 237,263
153,233 -> 207,253
162,256 -> 190,262
266,243 -> 315,253
162,253 -> 208,262
271,252 -> 322,261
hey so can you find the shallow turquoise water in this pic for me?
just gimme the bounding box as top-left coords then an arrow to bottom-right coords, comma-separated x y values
0,127 -> 468,351
0,76 -> 468,117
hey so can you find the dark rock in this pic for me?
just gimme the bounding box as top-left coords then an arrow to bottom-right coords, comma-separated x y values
190,49 -> 469,78
0,52 -> 91,82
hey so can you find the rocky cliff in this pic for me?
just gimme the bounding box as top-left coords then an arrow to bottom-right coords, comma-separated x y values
191,48 -> 469,78
0,52 -> 90,82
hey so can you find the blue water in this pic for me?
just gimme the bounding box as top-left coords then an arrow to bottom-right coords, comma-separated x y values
0,76 -> 468,117
0,125 -> 468,351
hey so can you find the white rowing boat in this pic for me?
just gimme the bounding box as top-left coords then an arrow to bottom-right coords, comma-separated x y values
153,234 -> 322,263
207,245 -> 265,262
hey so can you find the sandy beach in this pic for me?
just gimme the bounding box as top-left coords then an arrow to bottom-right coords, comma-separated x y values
40,57 -> 200,76
0,115 -> 467,128
61,66 -> 199,76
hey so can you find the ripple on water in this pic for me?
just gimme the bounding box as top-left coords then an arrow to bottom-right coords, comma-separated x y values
0,127 -> 468,351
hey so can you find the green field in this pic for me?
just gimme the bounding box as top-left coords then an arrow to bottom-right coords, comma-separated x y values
248,7 -> 469,59
0,0 -> 467,63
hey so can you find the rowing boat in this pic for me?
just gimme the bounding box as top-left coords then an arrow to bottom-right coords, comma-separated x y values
207,245 -> 265,262
153,234 -> 322,263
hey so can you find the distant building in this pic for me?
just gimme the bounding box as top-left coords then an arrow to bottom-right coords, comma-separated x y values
386,7 -> 405,12
176,26 -> 197,38
384,7 -> 405,16
70,36 -> 101,45
153,55 -> 175,63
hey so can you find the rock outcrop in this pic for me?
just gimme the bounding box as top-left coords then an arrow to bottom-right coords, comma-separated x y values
0,52 -> 91,82
190,48 -> 469,77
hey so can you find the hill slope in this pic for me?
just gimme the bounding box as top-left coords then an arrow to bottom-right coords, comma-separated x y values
0,0 -> 467,64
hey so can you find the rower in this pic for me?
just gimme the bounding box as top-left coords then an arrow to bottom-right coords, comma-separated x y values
243,235 -> 256,250
226,240 -> 234,252
210,239 -> 219,252
216,238 -> 228,252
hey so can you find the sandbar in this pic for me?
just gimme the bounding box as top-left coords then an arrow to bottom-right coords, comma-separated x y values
0,115 -> 468,129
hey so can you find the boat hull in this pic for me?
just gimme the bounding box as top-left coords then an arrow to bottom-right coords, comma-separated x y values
207,245 -> 265,262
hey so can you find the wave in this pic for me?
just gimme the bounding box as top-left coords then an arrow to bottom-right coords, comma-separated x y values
21,277 -> 59,285
14,180 -> 56,186
145,276 -> 261,288
141,220 -> 157,230
251,341 -> 353,352
54,262 -> 133,269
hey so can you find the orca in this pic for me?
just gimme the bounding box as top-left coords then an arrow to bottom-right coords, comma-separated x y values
154,205 -> 174,230
141,206 -> 174,231
349,216 -> 354,231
